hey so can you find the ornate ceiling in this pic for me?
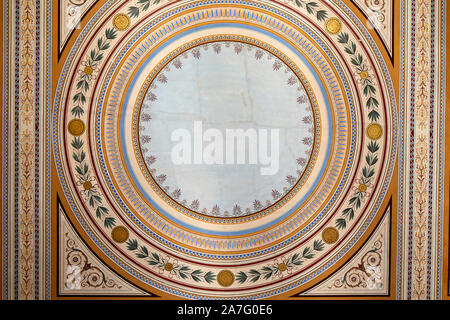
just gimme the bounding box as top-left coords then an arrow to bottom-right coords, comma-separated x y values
1,0 -> 448,300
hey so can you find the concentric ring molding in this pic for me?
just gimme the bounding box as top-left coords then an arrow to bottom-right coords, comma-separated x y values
98,3 -> 356,245
132,37 -> 321,221
97,25 -> 355,277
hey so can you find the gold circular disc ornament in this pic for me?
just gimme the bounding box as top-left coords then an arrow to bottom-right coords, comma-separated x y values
325,18 -> 342,34
113,14 -> 130,31
68,119 -> 85,136
322,227 -> 339,244
111,226 -> 129,243
217,270 -> 235,287
366,123 -> 383,140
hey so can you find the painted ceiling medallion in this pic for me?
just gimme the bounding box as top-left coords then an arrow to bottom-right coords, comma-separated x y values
4,0 -> 449,303
137,40 -> 317,218
53,0 -> 396,299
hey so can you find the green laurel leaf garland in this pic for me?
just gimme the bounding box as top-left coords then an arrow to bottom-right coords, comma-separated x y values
128,0 -> 161,18
295,0 -> 328,21
337,32 -> 381,121
335,141 -> 379,230
71,28 -> 118,118
126,239 -> 217,283
334,32 -> 381,230
71,138 -> 116,229
235,240 -> 325,284
69,28 -> 121,226
286,5 -> 383,232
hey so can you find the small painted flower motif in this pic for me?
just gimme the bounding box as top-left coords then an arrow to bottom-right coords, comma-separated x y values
164,262 -> 174,272
302,137 -> 313,146
278,262 -> 287,272
213,43 -> 222,54
272,189 -> 281,200
273,256 -> 294,278
254,49 -> 264,60
302,115 -> 313,124
297,95 -> 307,104
352,179 -> 374,199
145,155 -> 156,165
305,148 -> 312,156
211,205 -> 220,215
273,60 -> 282,71
82,181 -> 93,191
287,75 -> 297,86
234,43 -> 243,54
156,174 -> 167,184
192,48 -> 201,59
147,92 -> 157,102
286,175 -> 296,185
297,157 -> 307,166
80,61 -> 99,78
78,177 -> 98,200
141,113 -> 152,122
190,200 -> 200,210
173,59 -> 183,69
171,188 -> 182,200
233,205 -> 242,215
141,135 -> 151,144
157,74 -> 168,83
253,200 -> 263,210
161,256 -> 180,279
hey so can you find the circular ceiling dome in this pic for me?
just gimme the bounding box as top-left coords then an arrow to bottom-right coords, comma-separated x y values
137,41 -> 317,218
